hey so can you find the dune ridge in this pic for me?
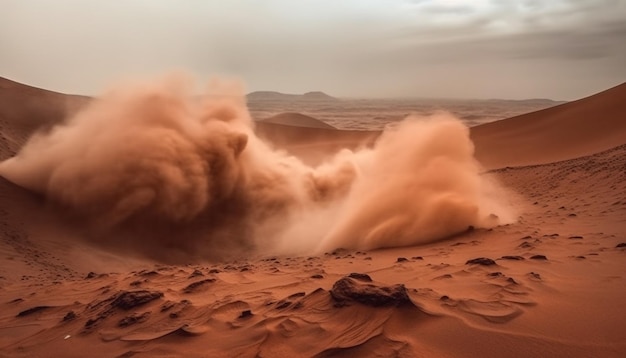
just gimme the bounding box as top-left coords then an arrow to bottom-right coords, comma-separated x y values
471,82 -> 626,169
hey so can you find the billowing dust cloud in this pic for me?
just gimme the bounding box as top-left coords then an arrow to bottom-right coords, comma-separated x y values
0,75 -> 516,261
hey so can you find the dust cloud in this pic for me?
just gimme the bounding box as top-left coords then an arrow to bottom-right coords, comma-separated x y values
0,75 -> 516,261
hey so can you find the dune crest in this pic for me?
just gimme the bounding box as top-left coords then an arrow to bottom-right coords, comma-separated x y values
0,75 -> 514,260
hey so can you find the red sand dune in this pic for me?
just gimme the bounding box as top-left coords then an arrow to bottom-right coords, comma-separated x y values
471,82 -> 626,169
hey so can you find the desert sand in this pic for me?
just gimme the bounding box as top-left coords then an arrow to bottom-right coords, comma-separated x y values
0,77 -> 625,358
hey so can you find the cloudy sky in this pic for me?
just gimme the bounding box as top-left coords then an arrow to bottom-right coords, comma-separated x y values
2,0 -> 625,99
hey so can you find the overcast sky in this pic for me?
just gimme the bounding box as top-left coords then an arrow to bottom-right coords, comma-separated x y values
2,0 -> 625,99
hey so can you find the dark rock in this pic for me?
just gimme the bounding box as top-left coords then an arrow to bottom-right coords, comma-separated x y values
330,276 -> 411,307
310,274 -> 324,279
85,272 -> 97,279
530,255 -> 548,260
396,257 -> 409,263
239,310 -> 253,319
129,280 -> 142,287
183,279 -> 215,294
189,269 -> 203,278
501,255 -> 525,261
63,311 -> 77,322
17,306 -> 50,317
111,290 -> 163,310
520,236 -> 532,240
487,272 -> 503,277
412,256 -> 424,260
208,269 -> 220,274
616,243 -> 626,248
518,242 -> 533,249
569,236 -> 584,240
440,295 -> 450,301
465,257 -> 496,266
118,312 -> 150,327
568,213 -> 577,217
575,256 -> 586,259
138,270 -> 159,277
347,273 -> 372,282
434,274 -> 453,280
85,317 -> 101,328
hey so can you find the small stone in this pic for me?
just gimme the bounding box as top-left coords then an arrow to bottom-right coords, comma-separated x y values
412,256 -> 423,260
111,290 -> 163,310
527,272 -> 542,280
85,272 -> 97,279
396,257 -> 409,263
465,257 -> 496,266
506,277 -> 518,285
616,243 -> 626,248
239,310 -> 253,319
189,269 -> 203,278
62,311 -> 77,322
518,242 -> 533,249
501,255 -> 525,260
310,274 -> 324,279
530,255 -> 548,260
569,236 -> 584,240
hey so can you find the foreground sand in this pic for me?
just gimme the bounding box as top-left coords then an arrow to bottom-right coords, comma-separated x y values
0,79 -> 625,357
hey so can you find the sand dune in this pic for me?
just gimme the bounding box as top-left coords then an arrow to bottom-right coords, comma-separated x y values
471,82 -> 626,169
0,78 -> 625,357
258,112 -> 337,129
0,77 -> 89,159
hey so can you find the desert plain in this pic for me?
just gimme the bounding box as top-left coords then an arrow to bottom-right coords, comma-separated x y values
0,76 -> 625,358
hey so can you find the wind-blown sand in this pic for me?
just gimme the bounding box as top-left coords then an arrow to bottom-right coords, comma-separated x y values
0,77 -> 624,357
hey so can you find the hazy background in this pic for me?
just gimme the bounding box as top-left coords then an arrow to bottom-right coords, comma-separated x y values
2,0 -> 625,99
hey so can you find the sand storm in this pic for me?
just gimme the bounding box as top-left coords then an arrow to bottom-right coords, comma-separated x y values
0,75 -> 516,261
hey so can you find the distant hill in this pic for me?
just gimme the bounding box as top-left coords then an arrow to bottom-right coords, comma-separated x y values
483,98 -> 567,106
259,112 -> 336,129
247,91 -> 338,102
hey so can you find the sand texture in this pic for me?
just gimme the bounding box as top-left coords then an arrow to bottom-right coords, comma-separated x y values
0,77 -> 625,357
